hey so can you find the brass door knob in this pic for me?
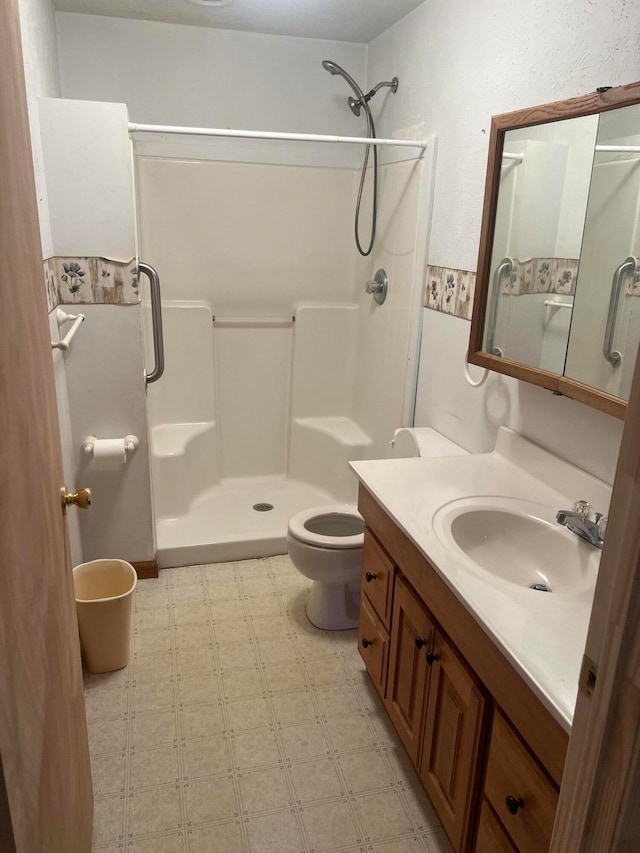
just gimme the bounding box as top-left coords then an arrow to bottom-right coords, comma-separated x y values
61,486 -> 92,514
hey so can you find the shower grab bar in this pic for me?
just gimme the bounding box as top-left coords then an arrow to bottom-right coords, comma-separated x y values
128,122 -> 427,150
139,262 -> 165,384
603,256 -> 637,367
213,316 -> 295,327
486,257 -> 512,357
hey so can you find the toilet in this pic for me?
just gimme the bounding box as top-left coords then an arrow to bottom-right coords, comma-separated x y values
287,427 -> 468,630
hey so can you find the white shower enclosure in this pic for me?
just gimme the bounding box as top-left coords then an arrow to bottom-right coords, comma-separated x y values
136,135 -> 432,567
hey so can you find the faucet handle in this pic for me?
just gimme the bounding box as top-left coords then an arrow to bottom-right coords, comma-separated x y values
572,500 -> 593,520
596,514 -> 608,539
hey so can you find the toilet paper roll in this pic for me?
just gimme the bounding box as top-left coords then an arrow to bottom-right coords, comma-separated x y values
91,438 -> 127,467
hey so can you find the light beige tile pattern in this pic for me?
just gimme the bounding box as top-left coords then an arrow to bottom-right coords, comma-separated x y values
88,555 -> 450,852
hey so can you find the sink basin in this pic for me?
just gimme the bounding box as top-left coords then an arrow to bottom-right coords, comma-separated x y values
433,497 -> 599,595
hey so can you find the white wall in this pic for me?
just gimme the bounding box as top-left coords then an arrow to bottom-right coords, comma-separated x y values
416,310 -> 624,485
38,97 -> 154,562
65,305 -> 154,563
18,0 -> 60,260
39,99 -> 136,259
368,0 -> 640,483
56,12 -> 368,165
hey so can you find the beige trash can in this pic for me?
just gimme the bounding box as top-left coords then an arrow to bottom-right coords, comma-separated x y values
73,559 -> 137,674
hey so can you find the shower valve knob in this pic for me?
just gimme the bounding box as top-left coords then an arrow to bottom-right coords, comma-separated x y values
364,269 -> 388,305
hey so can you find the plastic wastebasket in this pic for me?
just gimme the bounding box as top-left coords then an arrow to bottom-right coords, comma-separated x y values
73,559 -> 137,673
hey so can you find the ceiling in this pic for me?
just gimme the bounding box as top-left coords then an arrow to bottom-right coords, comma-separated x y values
53,0 -> 426,43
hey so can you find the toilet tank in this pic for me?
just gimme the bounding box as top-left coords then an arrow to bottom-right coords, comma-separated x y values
388,427 -> 468,459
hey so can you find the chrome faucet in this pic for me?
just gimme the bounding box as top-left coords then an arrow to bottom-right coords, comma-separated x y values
556,500 -> 607,549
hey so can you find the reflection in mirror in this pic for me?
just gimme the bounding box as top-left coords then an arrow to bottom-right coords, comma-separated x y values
482,115 -> 599,374
564,104 -> 640,401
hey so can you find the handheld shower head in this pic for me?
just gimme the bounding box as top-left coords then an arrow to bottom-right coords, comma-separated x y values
321,59 -> 367,116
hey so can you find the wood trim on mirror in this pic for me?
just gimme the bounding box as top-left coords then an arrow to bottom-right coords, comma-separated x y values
469,81 -> 640,421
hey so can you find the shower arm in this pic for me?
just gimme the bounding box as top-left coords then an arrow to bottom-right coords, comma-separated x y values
349,77 -> 399,112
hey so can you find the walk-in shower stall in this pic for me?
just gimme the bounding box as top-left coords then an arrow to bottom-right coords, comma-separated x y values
135,98 -> 432,567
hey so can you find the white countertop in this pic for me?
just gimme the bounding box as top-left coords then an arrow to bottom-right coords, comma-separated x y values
350,427 -> 611,732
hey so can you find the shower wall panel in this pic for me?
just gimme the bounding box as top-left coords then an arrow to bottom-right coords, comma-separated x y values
352,158 -> 426,453
215,324 -> 292,479
136,157 -> 357,314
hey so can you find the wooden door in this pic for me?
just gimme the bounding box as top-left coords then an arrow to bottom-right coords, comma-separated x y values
419,632 -> 486,852
0,2 -> 93,851
385,576 -> 435,765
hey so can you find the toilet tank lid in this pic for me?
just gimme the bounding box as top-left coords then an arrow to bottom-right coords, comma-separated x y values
389,427 -> 468,458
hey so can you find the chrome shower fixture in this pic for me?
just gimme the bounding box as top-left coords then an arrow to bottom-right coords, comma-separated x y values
348,78 -> 399,117
321,60 -> 399,257
321,60 -> 399,117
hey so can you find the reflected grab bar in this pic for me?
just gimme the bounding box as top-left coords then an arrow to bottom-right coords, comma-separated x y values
139,262 -> 165,384
486,257 -> 512,357
603,256 -> 637,367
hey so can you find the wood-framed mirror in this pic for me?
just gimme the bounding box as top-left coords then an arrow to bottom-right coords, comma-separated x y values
469,81 -> 640,420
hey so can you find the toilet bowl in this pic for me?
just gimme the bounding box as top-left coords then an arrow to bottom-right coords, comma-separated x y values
286,505 -> 364,630
287,429 -> 468,631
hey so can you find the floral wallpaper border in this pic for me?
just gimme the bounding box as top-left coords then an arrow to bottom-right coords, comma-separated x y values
44,257 -> 139,311
425,265 -> 476,320
424,258 -> 588,322
504,257 -> 579,297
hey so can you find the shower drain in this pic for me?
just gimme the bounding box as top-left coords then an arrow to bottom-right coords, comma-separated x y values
529,582 -> 552,592
253,503 -> 274,512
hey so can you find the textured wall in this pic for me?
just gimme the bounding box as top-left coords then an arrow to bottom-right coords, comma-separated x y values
368,0 -> 640,482
56,12 -> 367,167
368,0 -> 640,270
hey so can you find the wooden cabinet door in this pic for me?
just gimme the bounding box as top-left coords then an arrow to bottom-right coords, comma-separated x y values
385,576 -> 435,765
475,800 -> 517,852
361,530 -> 394,629
484,711 -> 558,853
358,594 -> 390,698
420,632 -> 487,852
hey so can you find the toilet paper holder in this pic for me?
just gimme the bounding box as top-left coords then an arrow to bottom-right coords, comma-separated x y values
82,434 -> 139,457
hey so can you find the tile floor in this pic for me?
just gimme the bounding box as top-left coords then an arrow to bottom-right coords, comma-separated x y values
86,555 -> 451,852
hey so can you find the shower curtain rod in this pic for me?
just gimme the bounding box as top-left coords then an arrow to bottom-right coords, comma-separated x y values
128,122 -> 428,150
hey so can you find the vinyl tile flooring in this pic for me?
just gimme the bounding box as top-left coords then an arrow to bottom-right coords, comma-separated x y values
86,555 -> 451,853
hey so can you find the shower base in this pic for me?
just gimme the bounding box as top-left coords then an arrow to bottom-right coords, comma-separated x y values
156,475 -> 338,568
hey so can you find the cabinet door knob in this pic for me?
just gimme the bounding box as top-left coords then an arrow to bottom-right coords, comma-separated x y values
415,637 -> 427,650
505,795 -> 524,815
365,572 -> 377,583
426,651 -> 440,665
362,638 -> 372,649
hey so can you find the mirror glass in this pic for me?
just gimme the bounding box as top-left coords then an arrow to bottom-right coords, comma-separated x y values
564,104 -> 640,401
483,114 -> 599,373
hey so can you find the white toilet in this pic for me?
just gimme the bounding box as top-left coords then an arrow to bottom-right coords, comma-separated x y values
287,428 -> 468,630
286,505 -> 365,630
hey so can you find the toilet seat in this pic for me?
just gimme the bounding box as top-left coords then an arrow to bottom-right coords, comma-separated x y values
288,505 -> 364,550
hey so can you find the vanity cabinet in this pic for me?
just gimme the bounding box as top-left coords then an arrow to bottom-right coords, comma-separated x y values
475,801 -> 517,852
385,575 -> 435,763
483,711 -> 558,853
419,630 -> 486,850
357,485 -> 568,853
